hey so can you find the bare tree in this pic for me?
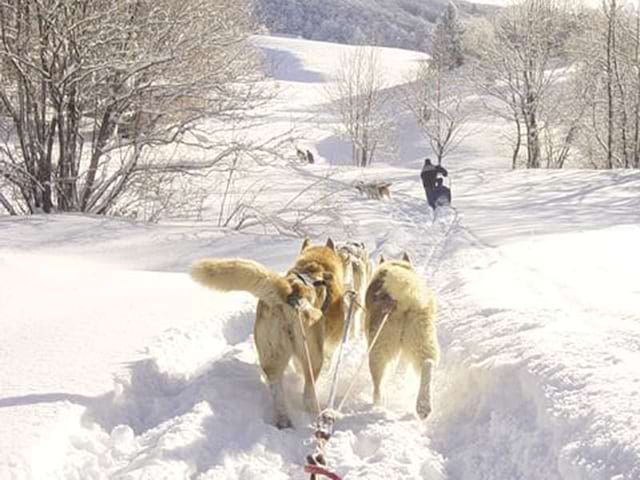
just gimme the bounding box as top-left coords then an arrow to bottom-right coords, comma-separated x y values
325,46 -> 392,167
568,0 -> 640,169
0,0 -> 270,215
467,0 -> 574,169
402,60 -> 469,165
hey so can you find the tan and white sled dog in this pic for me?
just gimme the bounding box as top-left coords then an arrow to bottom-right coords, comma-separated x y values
191,238 -> 346,429
337,241 -> 372,336
364,253 -> 439,419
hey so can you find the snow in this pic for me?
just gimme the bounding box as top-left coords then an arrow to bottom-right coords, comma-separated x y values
2,34 -> 640,480
467,0 -> 601,7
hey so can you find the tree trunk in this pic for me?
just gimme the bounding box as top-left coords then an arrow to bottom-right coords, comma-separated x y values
606,0 -> 616,169
512,113 -> 522,170
633,7 -> 640,168
525,109 -> 541,168
0,193 -> 17,215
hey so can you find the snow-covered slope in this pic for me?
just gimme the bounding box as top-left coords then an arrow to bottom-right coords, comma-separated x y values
1,35 -> 639,480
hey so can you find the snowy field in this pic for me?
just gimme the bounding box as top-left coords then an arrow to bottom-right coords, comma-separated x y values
468,0 -> 601,7
2,35 -> 640,480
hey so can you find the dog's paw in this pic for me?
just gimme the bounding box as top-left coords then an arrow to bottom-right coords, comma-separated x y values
373,390 -> 384,406
416,398 -> 432,420
303,389 -> 319,414
275,414 -> 293,430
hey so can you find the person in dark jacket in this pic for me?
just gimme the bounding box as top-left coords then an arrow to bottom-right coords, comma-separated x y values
420,158 -> 448,209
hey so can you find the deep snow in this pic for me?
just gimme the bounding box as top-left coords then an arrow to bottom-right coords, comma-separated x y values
1,35 -> 639,480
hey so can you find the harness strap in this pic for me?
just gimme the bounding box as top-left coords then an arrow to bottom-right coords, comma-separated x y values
326,290 -> 357,410
336,304 -> 394,412
297,311 -> 322,416
304,464 -> 343,480
293,271 -> 317,288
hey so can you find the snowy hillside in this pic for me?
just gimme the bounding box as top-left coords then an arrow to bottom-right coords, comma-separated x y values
255,0 -> 496,50
2,35 -> 640,480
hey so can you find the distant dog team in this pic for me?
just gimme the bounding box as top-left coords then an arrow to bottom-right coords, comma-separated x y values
191,238 -> 439,427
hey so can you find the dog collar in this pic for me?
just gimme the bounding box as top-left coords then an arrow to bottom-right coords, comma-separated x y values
293,271 -> 316,287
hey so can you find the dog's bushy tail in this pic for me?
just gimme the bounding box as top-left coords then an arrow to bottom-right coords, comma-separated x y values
191,258 -> 292,306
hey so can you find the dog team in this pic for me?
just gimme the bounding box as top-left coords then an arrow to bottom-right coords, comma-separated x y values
190,237 -> 439,429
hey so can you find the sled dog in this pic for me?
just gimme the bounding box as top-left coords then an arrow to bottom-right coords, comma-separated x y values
355,180 -> 392,200
337,241 -> 372,336
191,238 -> 346,429
364,253 -> 439,419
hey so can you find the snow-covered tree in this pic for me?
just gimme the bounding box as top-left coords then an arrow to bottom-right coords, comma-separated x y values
0,0 -> 267,215
402,61 -> 469,165
468,0 -> 575,169
325,47 -> 393,167
432,2 -> 465,70
568,0 -> 640,168
255,0 -> 489,51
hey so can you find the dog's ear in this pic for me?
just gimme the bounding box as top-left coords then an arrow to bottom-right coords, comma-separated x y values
300,237 -> 311,252
379,254 -> 386,264
325,237 -> 336,251
402,252 -> 412,264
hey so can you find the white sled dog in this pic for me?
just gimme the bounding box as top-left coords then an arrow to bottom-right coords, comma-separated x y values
337,241 -> 372,336
364,253 -> 439,419
191,238 -> 346,429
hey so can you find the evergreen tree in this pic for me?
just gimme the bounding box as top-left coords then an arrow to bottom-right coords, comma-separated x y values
432,2 -> 465,70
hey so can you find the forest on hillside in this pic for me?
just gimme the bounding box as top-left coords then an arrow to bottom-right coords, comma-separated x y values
254,0 -> 494,50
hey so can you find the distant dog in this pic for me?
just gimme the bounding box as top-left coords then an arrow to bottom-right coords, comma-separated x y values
355,180 -> 392,200
337,241 -> 372,336
364,253 -> 439,419
191,238 -> 346,429
377,183 -> 391,199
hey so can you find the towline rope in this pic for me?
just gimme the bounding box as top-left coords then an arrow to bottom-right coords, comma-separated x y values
298,289 -> 394,480
298,289 -> 358,480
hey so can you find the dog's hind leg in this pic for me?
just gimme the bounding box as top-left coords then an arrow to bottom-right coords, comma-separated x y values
268,380 -> 292,429
416,359 -> 435,420
369,346 -> 389,406
255,304 -> 294,429
367,311 -> 400,406
403,313 -> 438,420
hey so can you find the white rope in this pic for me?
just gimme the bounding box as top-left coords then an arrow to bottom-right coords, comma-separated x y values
336,306 -> 393,412
297,312 -> 322,416
422,207 -> 458,273
425,207 -> 459,278
326,290 -> 357,410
